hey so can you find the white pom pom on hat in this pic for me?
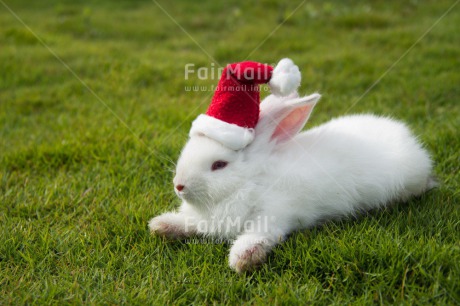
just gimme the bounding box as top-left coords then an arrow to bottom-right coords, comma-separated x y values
269,58 -> 301,97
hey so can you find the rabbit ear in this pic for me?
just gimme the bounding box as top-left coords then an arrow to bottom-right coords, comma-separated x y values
257,93 -> 321,145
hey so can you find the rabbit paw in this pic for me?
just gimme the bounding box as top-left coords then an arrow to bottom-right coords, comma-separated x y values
229,236 -> 270,273
148,213 -> 193,239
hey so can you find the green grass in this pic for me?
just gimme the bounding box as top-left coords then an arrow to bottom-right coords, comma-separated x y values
1,0 -> 459,304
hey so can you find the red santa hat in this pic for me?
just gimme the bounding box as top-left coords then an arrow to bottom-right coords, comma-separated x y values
190,58 -> 301,150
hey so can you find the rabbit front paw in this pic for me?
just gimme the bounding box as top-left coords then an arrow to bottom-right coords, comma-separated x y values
229,244 -> 268,273
229,235 -> 272,273
148,212 -> 194,239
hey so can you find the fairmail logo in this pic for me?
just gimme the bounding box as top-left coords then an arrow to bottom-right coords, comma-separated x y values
184,215 -> 276,234
184,62 -> 273,81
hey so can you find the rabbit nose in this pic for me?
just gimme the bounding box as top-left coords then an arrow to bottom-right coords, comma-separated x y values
176,184 -> 185,192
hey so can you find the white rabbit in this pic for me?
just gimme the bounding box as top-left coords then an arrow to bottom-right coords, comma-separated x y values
149,92 -> 434,273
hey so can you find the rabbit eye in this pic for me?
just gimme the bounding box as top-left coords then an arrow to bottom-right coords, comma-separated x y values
211,160 -> 228,171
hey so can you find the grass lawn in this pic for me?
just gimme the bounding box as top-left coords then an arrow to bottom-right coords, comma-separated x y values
1,0 -> 459,304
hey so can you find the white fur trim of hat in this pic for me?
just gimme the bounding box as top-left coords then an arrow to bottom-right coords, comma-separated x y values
190,114 -> 255,150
